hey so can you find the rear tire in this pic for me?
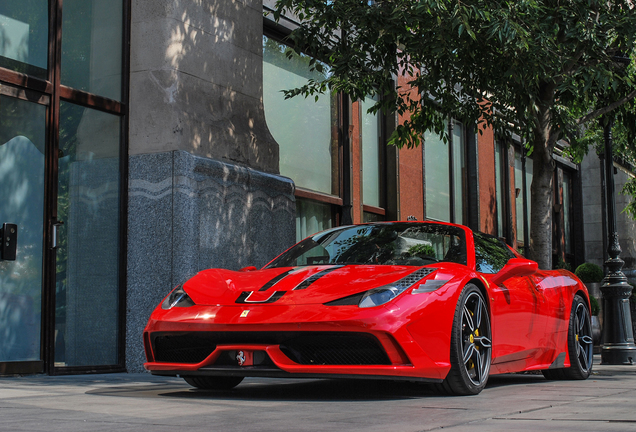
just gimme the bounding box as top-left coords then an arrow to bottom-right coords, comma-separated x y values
183,376 -> 244,390
542,295 -> 593,380
437,284 -> 492,396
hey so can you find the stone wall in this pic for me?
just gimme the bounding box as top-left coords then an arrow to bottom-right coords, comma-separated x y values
129,0 -> 279,173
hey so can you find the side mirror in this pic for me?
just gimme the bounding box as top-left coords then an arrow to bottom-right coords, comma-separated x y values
239,266 -> 257,272
490,258 -> 538,286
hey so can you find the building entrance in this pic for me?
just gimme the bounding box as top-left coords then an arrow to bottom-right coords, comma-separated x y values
1,0 -> 127,374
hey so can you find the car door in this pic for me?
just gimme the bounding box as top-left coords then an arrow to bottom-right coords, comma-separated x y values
473,232 -> 547,366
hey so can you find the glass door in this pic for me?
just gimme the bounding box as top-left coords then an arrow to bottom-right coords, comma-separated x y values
1,0 -> 127,375
53,102 -> 122,369
0,90 -> 48,373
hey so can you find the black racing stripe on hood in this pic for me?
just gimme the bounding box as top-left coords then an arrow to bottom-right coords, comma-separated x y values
259,270 -> 294,291
292,266 -> 344,290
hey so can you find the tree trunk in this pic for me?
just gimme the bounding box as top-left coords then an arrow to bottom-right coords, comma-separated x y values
529,144 -> 554,270
528,87 -> 557,270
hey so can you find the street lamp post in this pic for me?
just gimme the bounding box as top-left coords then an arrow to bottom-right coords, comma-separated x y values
600,115 -> 636,365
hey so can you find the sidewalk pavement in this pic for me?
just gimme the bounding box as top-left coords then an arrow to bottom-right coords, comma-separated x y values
0,355 -> 635,432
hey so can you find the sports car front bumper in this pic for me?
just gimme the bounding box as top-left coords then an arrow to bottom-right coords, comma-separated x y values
143,302 -> 454,382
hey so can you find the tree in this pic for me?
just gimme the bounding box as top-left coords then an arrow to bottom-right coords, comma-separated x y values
272,0 -> 636,269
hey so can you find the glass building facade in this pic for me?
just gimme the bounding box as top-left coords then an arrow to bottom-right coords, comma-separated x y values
0,0 -> 127,374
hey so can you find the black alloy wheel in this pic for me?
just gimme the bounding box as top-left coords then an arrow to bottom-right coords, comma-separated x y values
542,295 -> 593,380
437,284 -> 492,396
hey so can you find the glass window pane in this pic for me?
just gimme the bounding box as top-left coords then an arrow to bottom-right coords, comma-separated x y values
424,122 -> 450,222
563,172 -> 572,254
61,0 -> 123,101
525,155 -> 533,240
495,141 -> 504,238
474,232 -> 514,274
55,102 -> 121,366
0,95 -> 46,362
0,0 -> 48,79
361,97 -> 381,208
452,122 -> 465,224
295,198 -> 333,243
263,36 -> 338,196
363,211 -> 383,223
515,150 -> 524,242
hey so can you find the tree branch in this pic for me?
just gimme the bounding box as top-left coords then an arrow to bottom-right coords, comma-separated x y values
576,89 -> 636,125
548,128 -> 563,148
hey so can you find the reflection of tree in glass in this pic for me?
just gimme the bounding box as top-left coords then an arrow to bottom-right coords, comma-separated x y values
0,97 -> 46,361
266,223 -> 467,268
54,102 -> 83,323
263,36 -> 331,82
406,244 -> 436,259
0,97 -> 45,306
331,227 -> 397,264
473,232 -> 513,274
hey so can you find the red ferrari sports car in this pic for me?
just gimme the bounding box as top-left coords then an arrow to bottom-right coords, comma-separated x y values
143,221 -> 593,395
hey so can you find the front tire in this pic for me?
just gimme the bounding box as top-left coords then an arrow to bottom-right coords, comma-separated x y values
183,376 -> 244,390
542,295 -> 593,380
437,284 -> 492,396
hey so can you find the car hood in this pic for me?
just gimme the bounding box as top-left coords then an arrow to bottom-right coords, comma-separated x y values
182,265 -> 439,306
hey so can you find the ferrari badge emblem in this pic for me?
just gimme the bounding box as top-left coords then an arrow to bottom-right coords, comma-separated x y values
236,350 -> 246,366
240,310 -> 249,317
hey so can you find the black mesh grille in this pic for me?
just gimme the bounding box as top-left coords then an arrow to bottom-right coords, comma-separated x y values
396,267 -> 436,288
150,331 -> 390,366
152,333 -> 216,364
280,333 -> 390,365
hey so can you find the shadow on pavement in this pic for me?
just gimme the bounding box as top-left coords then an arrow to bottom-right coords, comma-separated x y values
86,372 -> 550,401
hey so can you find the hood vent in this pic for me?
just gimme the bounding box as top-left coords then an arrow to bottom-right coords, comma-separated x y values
292,265 -> 344,290
258,269 -> 294,291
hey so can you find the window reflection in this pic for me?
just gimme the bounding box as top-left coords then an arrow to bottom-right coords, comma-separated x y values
424,121 -> 451,222
361,96 -> 381,208
0,0 -> 48,79
452,122 -> 465,224
563,171 -> 572,255
295,198 -> 333,243
495,141 -> 505,238
515,150 -> 524,242
268,223 -> 467,268
55,102 -> 121,366
61,0 -> 123,101
424,119 -> 465,224
263,36 -> 339,196
0,95 -> 46,362
474,232 -> 514,274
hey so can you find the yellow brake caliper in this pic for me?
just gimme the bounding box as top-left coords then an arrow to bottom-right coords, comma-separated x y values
467,311 -> 480,370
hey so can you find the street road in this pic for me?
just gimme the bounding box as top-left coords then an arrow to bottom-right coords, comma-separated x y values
0,358 -> 635,431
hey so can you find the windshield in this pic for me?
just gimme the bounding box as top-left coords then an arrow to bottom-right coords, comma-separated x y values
266,222 -> 467,268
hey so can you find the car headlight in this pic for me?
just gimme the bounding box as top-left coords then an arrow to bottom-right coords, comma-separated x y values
161,285 -> 195,310
324,268 -> 446,308
359,285 -> 401,308
359,278 -> 450,308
